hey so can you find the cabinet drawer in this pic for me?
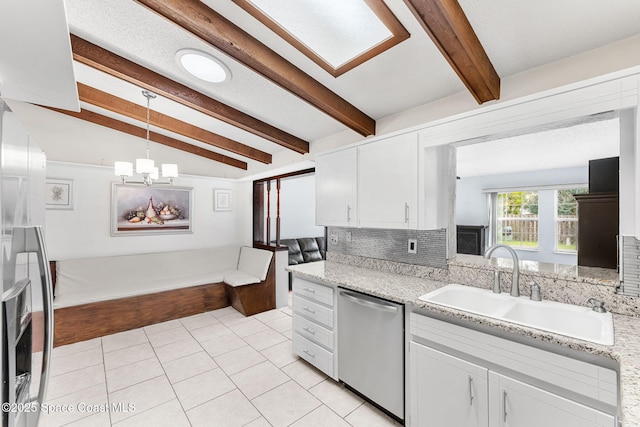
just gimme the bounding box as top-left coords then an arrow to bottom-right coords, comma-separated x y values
293,294 -> 334,329
293,278 -> 334,307
293,314 -> 334,350
293,332 -> 334,377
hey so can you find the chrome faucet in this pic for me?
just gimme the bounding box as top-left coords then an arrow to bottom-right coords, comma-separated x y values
484,244 -> 520,297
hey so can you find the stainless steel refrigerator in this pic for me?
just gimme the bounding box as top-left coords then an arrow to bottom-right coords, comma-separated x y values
0,99 -> 54,427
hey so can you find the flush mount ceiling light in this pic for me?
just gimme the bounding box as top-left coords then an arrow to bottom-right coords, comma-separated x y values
175,49 -> 231,83
114,90 -> 178,186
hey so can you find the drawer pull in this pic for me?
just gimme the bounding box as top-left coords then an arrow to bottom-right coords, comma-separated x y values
303,287 -> 316,293
303,307 -> 316,315
468,375 -> 474,406
303,327 -> 316,335
503,390 -> 508,422
303,349 -> 316,359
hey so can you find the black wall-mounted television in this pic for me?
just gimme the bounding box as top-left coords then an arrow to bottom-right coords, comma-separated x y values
588,157 -> 619,193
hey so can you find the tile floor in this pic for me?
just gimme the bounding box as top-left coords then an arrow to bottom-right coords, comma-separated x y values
39,301 -> 401,426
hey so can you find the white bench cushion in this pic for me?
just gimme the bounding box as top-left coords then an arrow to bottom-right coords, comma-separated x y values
223,246 -> 273,287
223,271 -> 261,287
236,246 -> 273,281
54,246 -> 241,308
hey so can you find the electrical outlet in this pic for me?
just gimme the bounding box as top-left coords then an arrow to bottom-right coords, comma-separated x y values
408,238 -> 417,254
330,234 -> 339,245
345,231 -> 352,243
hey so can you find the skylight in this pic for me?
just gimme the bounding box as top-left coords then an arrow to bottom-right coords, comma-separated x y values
234,0 -> 409,76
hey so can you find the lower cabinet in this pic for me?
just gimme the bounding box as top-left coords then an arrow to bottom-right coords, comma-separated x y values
410,343 -> 488,427
291,277 -> 338,379
488,373 -> 615,427
409,314 -> 617,427
410,343 -> 615,427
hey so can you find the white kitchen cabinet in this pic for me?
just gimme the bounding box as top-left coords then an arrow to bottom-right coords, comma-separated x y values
358,133 -> 418,228
291,277 -> 338,379
488,372 -> 615,427
408,313 -> 618,427
409,343 -> 615,427
315,148 -> 357,227
410,343 -> 489,427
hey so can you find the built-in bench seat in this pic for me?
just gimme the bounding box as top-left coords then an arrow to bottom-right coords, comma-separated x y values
52,245 -> 275,346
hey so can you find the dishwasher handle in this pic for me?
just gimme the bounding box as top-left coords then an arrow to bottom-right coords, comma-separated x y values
339,290 -> 399,313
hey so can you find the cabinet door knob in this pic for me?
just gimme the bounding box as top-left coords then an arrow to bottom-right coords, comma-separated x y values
405,203 -> 409,223
347,204 -> 352,221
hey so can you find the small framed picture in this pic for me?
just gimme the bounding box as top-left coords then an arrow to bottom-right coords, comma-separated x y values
214,189 -> 232,212
46,178 -> 74,210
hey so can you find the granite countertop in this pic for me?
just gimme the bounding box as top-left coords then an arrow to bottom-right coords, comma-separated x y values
452,253 -> 620,285
287,260 -> 640,426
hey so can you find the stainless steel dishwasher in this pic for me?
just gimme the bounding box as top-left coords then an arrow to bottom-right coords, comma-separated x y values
337,288 -> 404,420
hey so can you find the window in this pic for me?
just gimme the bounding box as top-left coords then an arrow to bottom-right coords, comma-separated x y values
232,0 -> 409,76
556,188 -> 588,252
496,191 -> 539,249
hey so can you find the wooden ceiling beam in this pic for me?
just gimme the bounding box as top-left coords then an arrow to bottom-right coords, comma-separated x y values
46,107 -> 248,170
403,0 -> 500,104
70,35 -> 308,154
134,0 -> 377,137
77,83 -> 272,164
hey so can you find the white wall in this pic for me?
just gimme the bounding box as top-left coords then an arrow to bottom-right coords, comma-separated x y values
268,174 -> 325,240
619,108 -> 637,236
45,161 -> 249,260
456,166 -> 588,264
456,166 -> 588,225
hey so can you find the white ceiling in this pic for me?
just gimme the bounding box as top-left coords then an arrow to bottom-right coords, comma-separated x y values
456,116 -> 621,178
2,0 -> 640,179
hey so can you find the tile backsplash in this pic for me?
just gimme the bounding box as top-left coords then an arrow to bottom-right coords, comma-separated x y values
620,235 -> 640,297
327,227 -> 447,269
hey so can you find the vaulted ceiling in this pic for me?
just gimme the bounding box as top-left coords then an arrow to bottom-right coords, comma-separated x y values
2,0 -> 640,179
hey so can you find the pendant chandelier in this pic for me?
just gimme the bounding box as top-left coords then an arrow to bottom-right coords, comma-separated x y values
114,90 -> 178,186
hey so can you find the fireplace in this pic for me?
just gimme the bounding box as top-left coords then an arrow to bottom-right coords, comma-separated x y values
456,225 -> 488,255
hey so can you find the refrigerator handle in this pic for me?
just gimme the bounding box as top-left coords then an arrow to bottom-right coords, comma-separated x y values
27,226 -> 54,409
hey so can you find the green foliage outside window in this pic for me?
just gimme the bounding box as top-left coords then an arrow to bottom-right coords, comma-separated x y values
497,191 -> 539,248
556,188 -> 587,252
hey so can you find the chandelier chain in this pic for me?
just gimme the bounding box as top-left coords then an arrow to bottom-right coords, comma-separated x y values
142,90 -> 156,160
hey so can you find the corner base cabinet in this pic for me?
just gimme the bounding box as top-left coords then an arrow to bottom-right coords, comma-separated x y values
409,313 -> 617,427
291,277 -> 338,379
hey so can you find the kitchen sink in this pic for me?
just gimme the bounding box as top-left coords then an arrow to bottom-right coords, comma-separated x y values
418,284 -> 512,317
419,284 -> 614,345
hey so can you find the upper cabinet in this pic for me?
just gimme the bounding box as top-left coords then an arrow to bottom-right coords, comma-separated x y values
316,148 -> 358,227
316,133 -> 424,229
0,1 -> 79,110
315,132 -> 452,231
358,133 -> 418,229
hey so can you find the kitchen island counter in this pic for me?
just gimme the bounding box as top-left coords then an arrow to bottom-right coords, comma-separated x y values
287,260 -> 640,426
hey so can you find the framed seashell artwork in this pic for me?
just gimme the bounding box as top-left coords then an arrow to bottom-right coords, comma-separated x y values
111,183 -> 193,236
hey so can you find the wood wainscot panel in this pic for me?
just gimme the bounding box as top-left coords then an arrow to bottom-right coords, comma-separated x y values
53,282 -> 229,347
